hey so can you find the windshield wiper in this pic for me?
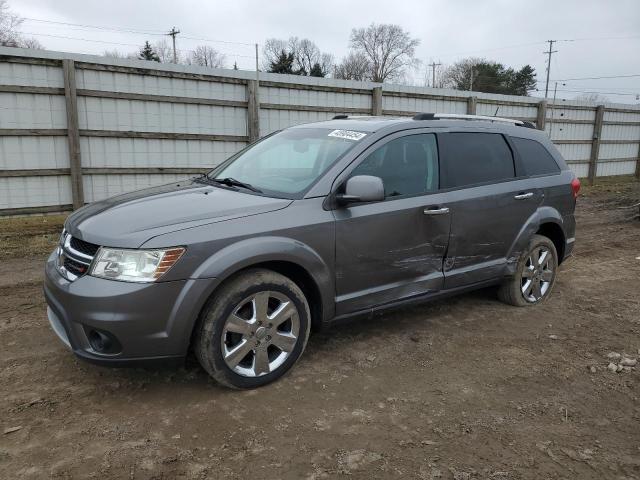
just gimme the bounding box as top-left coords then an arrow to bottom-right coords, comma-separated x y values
210,177 -> 262,193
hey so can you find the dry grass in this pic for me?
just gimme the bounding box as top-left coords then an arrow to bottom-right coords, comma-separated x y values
0,214 -> 66,260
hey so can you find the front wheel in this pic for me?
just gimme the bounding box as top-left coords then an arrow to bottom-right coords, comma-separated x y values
195,269 -> 311,389
498,234 -> 558,307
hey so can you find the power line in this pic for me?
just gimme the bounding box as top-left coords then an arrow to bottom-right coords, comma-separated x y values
553,88 -> 639,97
23,17 -> 166,36
551,73 -> 640,81
22,17 -> 256,47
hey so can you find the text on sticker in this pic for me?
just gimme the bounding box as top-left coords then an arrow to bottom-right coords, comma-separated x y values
328,130 -> 367,141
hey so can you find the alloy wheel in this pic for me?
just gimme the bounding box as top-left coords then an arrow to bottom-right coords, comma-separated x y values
521,246 -> 554,303
220,291 -> 300,377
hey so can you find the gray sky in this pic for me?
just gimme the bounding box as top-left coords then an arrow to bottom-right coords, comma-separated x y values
13,0 -> 640,103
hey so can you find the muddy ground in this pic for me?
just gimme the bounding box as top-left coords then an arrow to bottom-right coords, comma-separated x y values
1,177 -> 639,479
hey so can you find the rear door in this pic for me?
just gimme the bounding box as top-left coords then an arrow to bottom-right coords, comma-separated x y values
438,131 -> 541,288
332,131 -> 451,315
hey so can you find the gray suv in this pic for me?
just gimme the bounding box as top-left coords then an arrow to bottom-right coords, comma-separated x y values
44,113 -> 579,389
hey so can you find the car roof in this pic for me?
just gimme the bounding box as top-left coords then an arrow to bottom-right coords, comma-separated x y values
288,115 -> 543,138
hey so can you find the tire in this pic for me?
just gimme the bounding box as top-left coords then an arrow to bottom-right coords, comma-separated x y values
194,269 -> 311,389
498,234 -> 558,307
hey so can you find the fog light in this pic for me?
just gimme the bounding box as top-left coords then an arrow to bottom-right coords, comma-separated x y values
87,329 -> 120,354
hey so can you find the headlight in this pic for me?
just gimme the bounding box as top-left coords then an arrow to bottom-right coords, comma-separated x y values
90,247 -> 185,283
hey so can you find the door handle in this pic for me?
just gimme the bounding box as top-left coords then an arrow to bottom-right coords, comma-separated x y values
514,192 -> 534,200
423,206 -> 450,215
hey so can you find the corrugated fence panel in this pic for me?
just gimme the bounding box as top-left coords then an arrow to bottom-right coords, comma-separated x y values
83,173 -> 187,203
603,110 -> 640,123
597,160 -> 637,176
476,102 -> 537,119
545,122 -> 594,141
0,92 -> 67,129
0,61 -> 63,88
77,97 -> 246,135
601,124 -> 640,141
569,163 -> 590,178
80,137 -> 245,168
547,106 -> 596,122
76,68 -> 247,101
383,95 -> 467,114
555,143 -> 592,161
599,142 -> 638,160
0,176 -> 71,209
260,110 -> 339,135
0,136 -> 69,169
260,86 -> 371,110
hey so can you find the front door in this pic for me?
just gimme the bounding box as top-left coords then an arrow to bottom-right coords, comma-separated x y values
333,132 -> 450,315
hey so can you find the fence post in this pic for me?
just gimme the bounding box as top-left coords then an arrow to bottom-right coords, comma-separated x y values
371,86 -> 383,115
62,59 -> 84,210
536,100 -> 547,131
635,142 -> 640,179
247,80 -> 260,143
588,105 -> 605,186
466,96 -> 477,115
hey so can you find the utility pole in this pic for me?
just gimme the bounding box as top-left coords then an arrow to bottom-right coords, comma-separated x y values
427,61 -> 441,88
167,27 -> 180,63
543,40 -> 557,98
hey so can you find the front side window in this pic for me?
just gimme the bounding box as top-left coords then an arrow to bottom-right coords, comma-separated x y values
350,134 -> 439,198
511,136 -> 560,176
210,128 -> 365,198
441,132 -> 515,188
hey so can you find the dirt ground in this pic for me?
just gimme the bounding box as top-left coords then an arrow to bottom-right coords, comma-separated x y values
1,177 -> 639,480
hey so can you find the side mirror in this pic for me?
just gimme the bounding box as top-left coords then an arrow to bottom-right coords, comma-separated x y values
336,175 -> 384,205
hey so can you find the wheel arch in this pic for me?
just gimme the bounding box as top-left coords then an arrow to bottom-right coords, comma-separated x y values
186,236 -> 333,350
507,206 -> 567,273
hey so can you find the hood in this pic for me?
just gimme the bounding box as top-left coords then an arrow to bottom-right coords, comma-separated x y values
65,180 -> 292,248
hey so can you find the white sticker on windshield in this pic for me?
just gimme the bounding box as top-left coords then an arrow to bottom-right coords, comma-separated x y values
328,129 -> 367,141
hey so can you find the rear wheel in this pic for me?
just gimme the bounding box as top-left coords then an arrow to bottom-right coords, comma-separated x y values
498,234 -> 558,307
195,269 -> 310,389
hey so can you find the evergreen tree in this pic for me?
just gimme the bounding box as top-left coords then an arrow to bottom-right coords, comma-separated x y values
233,61 -> 238,70
268,50 -> 297,74
309,62 -> 326,77
138,41 -> 160,62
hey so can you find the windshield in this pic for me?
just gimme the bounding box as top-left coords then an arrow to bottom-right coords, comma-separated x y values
208,128 -> 367,198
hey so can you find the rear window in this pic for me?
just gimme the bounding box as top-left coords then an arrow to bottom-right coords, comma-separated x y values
511,137 -> 560,176
441,133 -> 515,188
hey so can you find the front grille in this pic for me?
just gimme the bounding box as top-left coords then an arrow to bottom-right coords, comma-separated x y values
69,237 -> 100,257
64,257 -> 89,276
57,230 -> 101,281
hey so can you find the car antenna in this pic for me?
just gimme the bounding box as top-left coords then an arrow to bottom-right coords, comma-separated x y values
494,106 -> 500,117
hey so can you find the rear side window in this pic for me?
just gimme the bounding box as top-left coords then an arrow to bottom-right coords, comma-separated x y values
441,133 -> 515,188
511,137 -> 560,176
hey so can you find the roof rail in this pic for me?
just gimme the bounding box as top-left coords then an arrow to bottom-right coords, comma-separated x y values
332,114 -> 349,119
412,113 -> 535,128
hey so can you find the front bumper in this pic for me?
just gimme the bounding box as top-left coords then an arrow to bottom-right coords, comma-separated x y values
44,251 -> 218,365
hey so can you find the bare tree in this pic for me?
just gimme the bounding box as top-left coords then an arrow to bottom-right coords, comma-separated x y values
334,51 -> 371,81
441,57 -> 483,91
262,37 -> 333,76
0,0 -> 24,47
349,23 -> 420,83
575,92 -> 610,104
188,45 -> 226,68
154,39 -> 176,63
19,37 -> 44,49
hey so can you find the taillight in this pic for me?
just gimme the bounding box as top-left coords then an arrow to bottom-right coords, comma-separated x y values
571,177 -> 581,199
